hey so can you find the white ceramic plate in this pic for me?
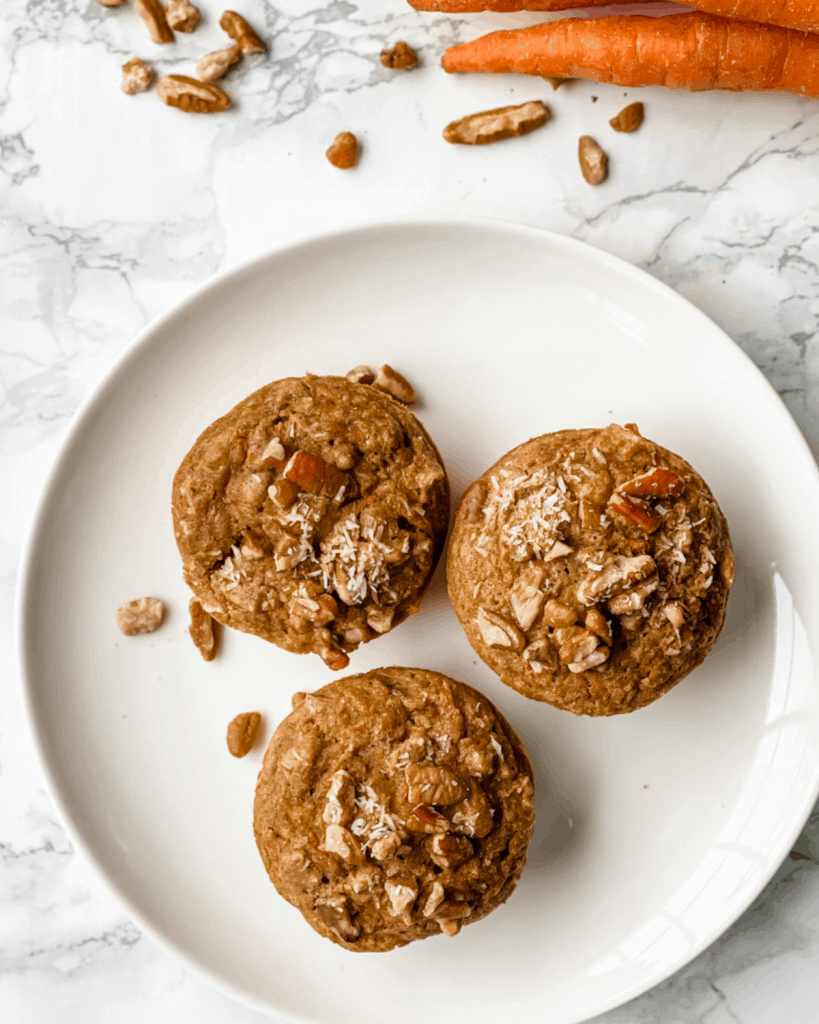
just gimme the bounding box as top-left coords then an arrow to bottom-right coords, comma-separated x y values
17,219 -> 819,1024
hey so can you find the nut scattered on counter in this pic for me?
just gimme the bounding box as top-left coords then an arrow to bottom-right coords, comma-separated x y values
189,597 -> 220,660
117,596 -> 166,635
578,135 -> 608,184
134,0 -> 174,43
610,102 -> 644,133
197,44 -> 243,82
380,41 -> 418,70
220,10 -> 266,54
373,364 -> 418,405
165,0 -> 201,32
443,100 -> 550,145
121,57 -> 155,94
326,131 -> 359,169
157,75 -> 231,112
227,711 -> 261,757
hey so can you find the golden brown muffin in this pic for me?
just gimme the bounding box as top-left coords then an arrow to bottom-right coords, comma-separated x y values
253,667 -> 536,951
172,375 -> 449,669
447,424 -> 734,716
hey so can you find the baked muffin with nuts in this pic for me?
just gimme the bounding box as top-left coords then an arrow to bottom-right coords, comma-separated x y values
172,373 -> 449,669
447,424 -> 734,716
253,667 -> 535,951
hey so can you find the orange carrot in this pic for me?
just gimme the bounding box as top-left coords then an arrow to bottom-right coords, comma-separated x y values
417,0 -> 819,34
441,13 -> 819,97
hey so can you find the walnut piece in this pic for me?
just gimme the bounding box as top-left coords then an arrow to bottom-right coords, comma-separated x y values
166,0 -> 201,31
609,102 -> 644,134
197,44 -> 242,82
226,711 -> 261,757
157,75 -> 231,113
380,40 -> 418,70
134,0 -> 174,43
373,364 -> 417,404
121,57 -> 155,94
444,100 -> 550,145
220,10 -> 266,53
116,596 -> 165,635
189,597 -> 220,660
579,135 -> 608,185
326,132 -> 359,170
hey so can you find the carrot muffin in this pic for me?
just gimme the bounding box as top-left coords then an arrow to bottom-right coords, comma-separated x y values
253,667 -> 536,951
447,424 -> 734,716
172,375 -> 449,669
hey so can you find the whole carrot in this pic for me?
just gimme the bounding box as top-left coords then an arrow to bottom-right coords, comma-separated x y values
416,0 -> 819,34
441,13 -> 819,97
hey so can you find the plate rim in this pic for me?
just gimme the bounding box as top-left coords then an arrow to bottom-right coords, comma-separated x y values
15,214 -> 819,1024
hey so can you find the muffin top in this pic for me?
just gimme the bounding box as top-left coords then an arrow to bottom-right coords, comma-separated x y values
253,667 -> 536,952
172,375 -> 449,669
447,424 -> 734,716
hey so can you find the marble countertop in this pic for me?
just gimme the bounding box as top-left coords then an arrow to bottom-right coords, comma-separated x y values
2,0 -> 819,1020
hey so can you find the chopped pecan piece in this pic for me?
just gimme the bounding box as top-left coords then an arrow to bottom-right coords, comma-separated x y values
608,578 -> 658,615
117,596 -> 165,635
165,0 -> 200,31
423,881 -> 445,917
475,608 -> 525,651
370,831 -> 402,861
346,364 -> 375,385
219,9 -> 265,53
324,824 -> 364,863
326,132 -> 359,170
121,57 -> 154,95
323,768 -> 355,825
510,566 -> 546,630
662,600 -> 686,629
449,780 -> 493,839
608,491 -> 662,532
428,833 -> 473,869
444,101 -> 550,145
458,481 -> 485,523
373,364 -> 417,405
319,645 -> 350,671
284,451 -> 348,499
380,40 -> 418,69
556,626 -> 599,665
406,804 -> 450,834
189,597 -> 220,660
226,711 -> 261,756
315,897 -> 360,941
268,480 -> 300,509
576,554 -> 656,606
385,876 -> 418,916
541,599 -> 578,628
584,607 -> 612,645
567,647 -> 610,673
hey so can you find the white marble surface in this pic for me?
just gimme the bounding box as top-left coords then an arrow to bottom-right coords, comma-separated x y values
2,0 -> 819,1021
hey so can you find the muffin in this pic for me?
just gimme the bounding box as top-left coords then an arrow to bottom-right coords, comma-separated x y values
447,424 -> 734,716
172,374 -> 449,669
253,667 -> 536,951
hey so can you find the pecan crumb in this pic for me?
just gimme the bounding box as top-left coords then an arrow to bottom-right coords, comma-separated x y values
121,57 -> 155,95
610,102 -> 644,134
189,597 -> 220,660
117,596 -> 165,635
579,135 -> 608,185
157,75 -> 231,113
166,0 -> 200,31
326,132 -> 359,170
380,41 -> 418,70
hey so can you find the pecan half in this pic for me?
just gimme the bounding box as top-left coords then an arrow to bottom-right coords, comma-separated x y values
226,711 -> 261,757
406,764 -> 466,806
444,100 -> 550,145
157,75 -> 231,113
219,9 -> 265,53
135,0 -> 174,43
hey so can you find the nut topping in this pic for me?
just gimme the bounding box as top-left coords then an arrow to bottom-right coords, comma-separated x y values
608,578 -> 658,615
428,833 -> 473,869
370,832 -> 401,861
662,600 -> 686,629
444,100 -> 550,145
366,606 -> 394,634
458,482 -> 485,523
346,364 -> 375,385
219,9 -> 266,53
541,599 -> 578,628
567,647 -> 610,673
510,566 -> 546,630
542,540 -> 573,562
406,804 -> 450,834
284,451 -> 347,499
165,0 -> 200,31
385,877 -> 418,916
475,607 -> 525,651
556,627 -> 599,665
316,897 -> 360,942
608,491 -> 662,532
324,824 -> 365,863
227,711 -> 261,757
189,597 -> 220,660
116,596 -> 165,635
620,468 -> 684,499
121,57 -> 155,95
323,769 -> 356,825
268,479 -> 300,509
319,645 -> 350,671
406,764 -> 467,806
584,607 -> 612,645
423,881 -> 445,917
373,364 -> 418,405
576,554 -> 656,606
